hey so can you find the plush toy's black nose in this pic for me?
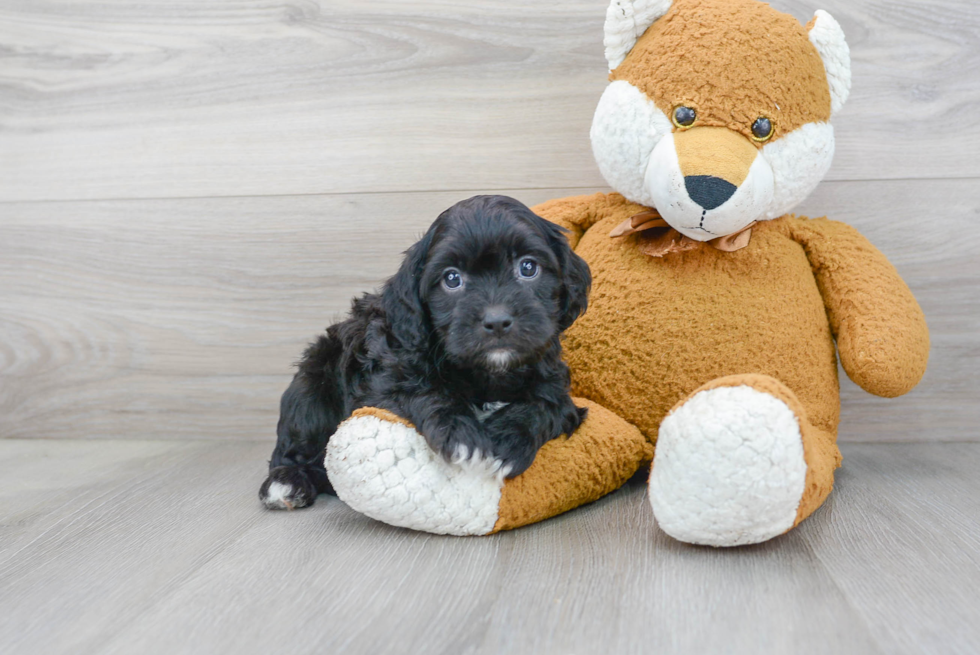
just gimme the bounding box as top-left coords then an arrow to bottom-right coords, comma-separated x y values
685,175 -> 737,210
482,307 -> 513,337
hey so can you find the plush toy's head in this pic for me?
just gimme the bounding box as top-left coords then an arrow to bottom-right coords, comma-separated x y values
591,0 -> 850,241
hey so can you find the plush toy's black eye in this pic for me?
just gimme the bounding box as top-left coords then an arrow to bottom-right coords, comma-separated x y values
518,258 -> 539,279
442,268 -> 462,289
673,106 -> 696,128
751,117 -> 774,142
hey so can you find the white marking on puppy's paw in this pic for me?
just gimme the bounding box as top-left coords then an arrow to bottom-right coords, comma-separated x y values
452,445 -> 509,482
649,385 -> 807,547
451,443 -> 471,465
262,481 -> 297,510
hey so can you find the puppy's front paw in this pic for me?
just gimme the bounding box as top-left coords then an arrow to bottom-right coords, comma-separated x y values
420,414 -> 505,479
480,410 -> 554,479
562,404 -> 589,437
259,466 -> 318,510
485,438 -> 538,479
449,443 -> 514,481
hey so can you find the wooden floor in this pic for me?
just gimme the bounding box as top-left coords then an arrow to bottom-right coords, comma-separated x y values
1,439 -> 978,655
2,0 -> 980,653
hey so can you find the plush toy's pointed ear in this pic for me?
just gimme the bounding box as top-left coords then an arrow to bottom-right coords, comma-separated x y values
808,10 -> 851,115
603,0 -> 673,71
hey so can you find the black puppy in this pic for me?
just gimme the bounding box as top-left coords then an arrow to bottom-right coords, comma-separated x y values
259,195 -> 591,510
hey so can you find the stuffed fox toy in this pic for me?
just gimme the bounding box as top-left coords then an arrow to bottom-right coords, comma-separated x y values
325,0 -> 930,546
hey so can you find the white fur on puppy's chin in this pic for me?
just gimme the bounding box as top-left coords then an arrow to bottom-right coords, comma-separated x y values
645,133 -> 774,241
326,415 -> 504,536
649,385 -> 808,547
485,349 -> 516,372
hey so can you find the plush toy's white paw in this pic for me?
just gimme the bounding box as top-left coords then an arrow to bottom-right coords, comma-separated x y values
649,385 -> 807,547
326,415 -> 504,536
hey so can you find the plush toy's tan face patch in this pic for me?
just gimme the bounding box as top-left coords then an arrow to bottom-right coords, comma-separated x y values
611,0 -> 832,144
674,127 -> 757,187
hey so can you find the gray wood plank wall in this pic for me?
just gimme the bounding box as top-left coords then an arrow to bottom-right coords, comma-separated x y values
1,0 -> 978,443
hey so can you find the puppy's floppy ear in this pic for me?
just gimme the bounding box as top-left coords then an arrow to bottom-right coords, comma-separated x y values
381,225 -> 436,351
536,214 -> 592,331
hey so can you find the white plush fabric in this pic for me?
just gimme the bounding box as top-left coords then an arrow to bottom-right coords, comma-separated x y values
591,80 -> 671,207
649,386 -> 808,547
808,10 -> 851,115
762,121 -> 836,220
592,79 -> 837,236
603,0 -> 673,71
326,415 -> 503,536
645,132 -> 775,241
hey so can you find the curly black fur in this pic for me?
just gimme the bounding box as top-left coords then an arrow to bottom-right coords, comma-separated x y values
259,195 -> 591,509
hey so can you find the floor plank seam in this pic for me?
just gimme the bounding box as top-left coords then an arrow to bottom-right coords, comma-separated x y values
2,175 -> 978,206
84,513 -> 263,655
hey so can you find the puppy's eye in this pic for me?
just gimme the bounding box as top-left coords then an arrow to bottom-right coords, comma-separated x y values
442,268 -> 463,290
672,106 -> 696,129
518,258 -> 539,279
751,117 -> 774,142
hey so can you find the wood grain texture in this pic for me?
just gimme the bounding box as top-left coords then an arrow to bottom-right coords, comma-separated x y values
803,443 -> 980,655
1,180 -> 976,442
0,0 -> 978,201
0,439 -> 978,655
1,1 -> 977,652
0,187 -> 582,441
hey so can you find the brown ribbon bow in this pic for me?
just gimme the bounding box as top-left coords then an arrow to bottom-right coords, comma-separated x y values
609,210 -> 756,258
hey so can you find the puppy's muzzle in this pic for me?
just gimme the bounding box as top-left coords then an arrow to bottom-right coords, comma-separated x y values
482,306 -> 514,337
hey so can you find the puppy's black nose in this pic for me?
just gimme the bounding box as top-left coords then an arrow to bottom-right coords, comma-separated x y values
684,175 -> 737,210
482,308 -> 513,336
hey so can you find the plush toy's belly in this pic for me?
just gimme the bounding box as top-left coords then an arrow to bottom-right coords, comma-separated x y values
563,215 -> 839,441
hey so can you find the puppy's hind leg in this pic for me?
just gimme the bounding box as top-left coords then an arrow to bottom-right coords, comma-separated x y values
260,335 -> 345,510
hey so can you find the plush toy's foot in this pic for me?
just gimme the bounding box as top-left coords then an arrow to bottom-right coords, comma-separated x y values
649,374 -> 841,547
325,400 -> 651,535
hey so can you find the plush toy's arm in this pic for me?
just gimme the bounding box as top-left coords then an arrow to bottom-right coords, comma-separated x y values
532,193 -> 612,249
788,217 -> 929,397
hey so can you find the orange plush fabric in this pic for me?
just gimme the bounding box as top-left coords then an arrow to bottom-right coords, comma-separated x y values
532,191 -> 927,532
786,219 -> 930,397
613,0 -> 832,143
491,398 -> 652,533
537,192 -> 850,441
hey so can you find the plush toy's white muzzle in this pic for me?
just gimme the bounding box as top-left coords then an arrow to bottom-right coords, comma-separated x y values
591,80 -> 837,238
644,132 -> 774,241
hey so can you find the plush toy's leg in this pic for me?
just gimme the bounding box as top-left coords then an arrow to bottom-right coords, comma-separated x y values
326,399 -> 652,536
649,374 -> 841,547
